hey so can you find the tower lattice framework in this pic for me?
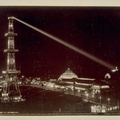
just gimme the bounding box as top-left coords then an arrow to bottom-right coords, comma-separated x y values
1,17 -> 24,103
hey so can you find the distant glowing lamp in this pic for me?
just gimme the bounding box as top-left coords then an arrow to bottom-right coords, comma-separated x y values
78,90 -> 80,92
107,98 -> 110,105
2,71 -> 6,74
108,98 -> 110,101
92,94 -> 94,98
0,76 -> 3,78
86,93 -> 89,97
99,96 -> 102,104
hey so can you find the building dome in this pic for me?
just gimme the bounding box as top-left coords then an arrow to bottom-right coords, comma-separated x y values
58,68 -> 78,80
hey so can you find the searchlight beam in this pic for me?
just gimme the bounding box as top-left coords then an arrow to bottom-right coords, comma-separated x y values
9,16 -> 116,71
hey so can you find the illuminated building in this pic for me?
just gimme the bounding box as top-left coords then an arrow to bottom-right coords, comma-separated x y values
46,68 -> 111,100
56,68 -> 95,91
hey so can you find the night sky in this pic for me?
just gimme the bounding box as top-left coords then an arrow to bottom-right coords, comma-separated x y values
0,7 -> 120,79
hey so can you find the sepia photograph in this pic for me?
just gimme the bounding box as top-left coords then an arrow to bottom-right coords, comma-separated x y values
0,5 -> 120,118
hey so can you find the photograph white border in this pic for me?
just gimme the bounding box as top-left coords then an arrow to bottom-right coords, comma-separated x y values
0,0 -> 120,6
0,0 -> 120,120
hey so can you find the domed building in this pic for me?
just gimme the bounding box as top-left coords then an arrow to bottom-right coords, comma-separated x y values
58,68 -> 78,81
47,68 -> 110,100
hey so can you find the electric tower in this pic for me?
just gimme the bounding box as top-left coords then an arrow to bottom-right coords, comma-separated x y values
1,17 -> 25,102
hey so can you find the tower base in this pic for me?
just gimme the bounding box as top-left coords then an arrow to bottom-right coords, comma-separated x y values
1,93 -> 25,103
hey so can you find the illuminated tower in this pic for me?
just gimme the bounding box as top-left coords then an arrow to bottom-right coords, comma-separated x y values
1,17 -> 24,102
4,17 -> 19,73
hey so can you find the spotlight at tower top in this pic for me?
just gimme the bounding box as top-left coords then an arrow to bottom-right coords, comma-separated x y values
111,66 -> 119,73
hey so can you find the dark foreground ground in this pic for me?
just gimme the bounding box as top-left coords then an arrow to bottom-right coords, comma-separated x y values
0,86 -> 92,115
0,86 -> 119,116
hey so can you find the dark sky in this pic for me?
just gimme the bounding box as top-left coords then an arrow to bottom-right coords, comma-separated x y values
0,7 -> 120,79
